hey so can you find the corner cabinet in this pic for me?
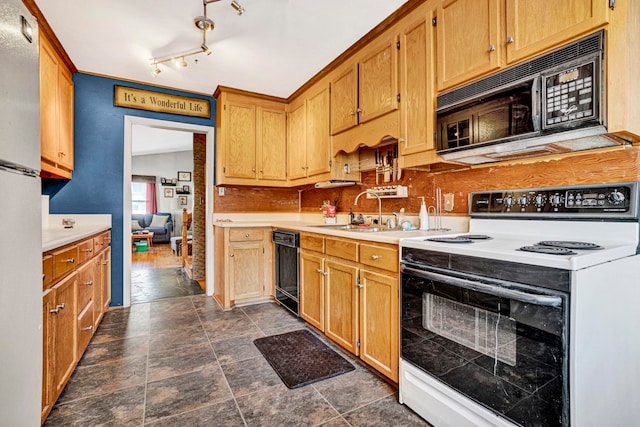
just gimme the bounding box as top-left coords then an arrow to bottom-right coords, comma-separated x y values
39,31 -> 74,179
214,88 -> 288,186
287,85 -> 332,183
213,226 -> 273,310
299,232 -> 399,382
41,230 -> 111,424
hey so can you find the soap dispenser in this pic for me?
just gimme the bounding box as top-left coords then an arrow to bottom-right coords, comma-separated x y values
419,196 -> 429,230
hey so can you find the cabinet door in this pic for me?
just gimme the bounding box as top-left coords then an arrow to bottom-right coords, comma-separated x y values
225,102 -> 257,179
305,86 -> 331,178
437,0 -> 501,91
258,107 -> 287,181
101,247 -> 111,314
41,289 -> 55,424
324,260 -> 359,354
92,256 -> 103,328
39,34 -> 60,164
505,0 -> 609,64
300,252 -> 325,331
52,273 -> 77,398
400,8 -> 436,157
358,35 -> 399,124
330,63 -> 358,135
57,66 -> 74,170
229,242 -> 265,300
287,100 -> 307,181
359,270 -> 399,382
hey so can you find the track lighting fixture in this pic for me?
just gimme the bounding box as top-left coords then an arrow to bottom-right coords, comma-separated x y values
149,0 -> 244,73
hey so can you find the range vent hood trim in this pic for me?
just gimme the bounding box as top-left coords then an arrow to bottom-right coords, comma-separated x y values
314,180 -> 359,189
438,126 -> 630,165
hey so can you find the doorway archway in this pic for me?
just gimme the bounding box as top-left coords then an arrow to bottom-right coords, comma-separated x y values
123,115 -> 215,307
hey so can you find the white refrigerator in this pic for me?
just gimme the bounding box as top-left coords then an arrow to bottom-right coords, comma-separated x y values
0,1 -> 43,425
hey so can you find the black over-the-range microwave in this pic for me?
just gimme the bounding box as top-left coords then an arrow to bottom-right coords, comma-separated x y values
435,30 -> 628,165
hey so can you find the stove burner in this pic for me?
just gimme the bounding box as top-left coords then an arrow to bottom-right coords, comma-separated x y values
519,245 -> 577,255
537,241 -> 603,250
426,234 -> 492,244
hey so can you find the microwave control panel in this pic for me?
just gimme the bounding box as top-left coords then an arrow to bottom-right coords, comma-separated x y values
543,61 -> 597,128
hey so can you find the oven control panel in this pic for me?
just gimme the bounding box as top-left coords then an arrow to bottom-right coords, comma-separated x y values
470,182 -> 638,219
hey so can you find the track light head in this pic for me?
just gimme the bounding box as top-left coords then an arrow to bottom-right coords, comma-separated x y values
151,66 -> 161,77
194,16 -> 215,31
201,44 -> 212,55
230,0 -> 245,15
176,57 -> 188,68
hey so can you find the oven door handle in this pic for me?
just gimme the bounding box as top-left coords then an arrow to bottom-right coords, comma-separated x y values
401,266 -> 563,307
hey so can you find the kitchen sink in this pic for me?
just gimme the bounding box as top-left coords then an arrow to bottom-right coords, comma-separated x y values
311,224 -> 396,232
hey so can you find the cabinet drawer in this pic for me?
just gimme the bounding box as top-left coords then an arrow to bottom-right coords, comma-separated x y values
77,239 -> 94,264
77,300 -> 95,356
326,237 -> 358,262
93,231 -> 111,252
43,255 -> 53,290
229,228 -> 264,242
359,244 -> 398,272
300,234 -> 325,253
76,263 -> 94,311
53,246 -> 79,279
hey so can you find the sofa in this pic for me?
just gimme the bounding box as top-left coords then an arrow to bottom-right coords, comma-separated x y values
131,212 -> 173,243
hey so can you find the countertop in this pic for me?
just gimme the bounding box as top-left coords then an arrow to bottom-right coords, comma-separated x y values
214,216 -> 469,244
42,214 -> 112,252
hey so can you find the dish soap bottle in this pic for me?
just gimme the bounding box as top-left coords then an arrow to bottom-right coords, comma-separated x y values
419,196 -> 429,230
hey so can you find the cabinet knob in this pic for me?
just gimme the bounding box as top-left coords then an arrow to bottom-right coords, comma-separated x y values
349,111 -> 356,116
252,167 -> 256,172
489,44 -> 496,52
85,281 -> 93,286
357,283 -> 364,289
59,152 -> 66,157
316,269 -> 328,276
230,253 -> 234,258
56,303 -> 65,310
506,36 -> 514,44
81,325 -> 93,331
82,248 -> 93,253
64,258 -> 75,263
259,169 -> 263,173
245,233 -> 250,238
371,255 -> 379,260
49,308 -> 59,314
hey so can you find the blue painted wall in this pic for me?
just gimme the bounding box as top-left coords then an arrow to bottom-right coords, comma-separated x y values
42,73 -> 216,306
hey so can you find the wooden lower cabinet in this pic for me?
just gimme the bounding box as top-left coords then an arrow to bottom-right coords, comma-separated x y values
41,230 -> 111,424
299,232 -> 399,382
213,226 -> 272,309
359,270 -> 399,382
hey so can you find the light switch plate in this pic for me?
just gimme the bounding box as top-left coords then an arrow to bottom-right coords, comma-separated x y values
443,193 -> 454,211
218,187 -> 225,196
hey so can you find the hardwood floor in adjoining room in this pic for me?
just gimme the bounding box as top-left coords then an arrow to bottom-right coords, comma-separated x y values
131,242 -> 203,303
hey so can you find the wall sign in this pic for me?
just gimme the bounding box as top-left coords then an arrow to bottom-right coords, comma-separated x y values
114,86 -> 210,118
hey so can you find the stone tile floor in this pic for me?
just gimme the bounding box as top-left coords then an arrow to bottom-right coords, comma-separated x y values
45,296 -> 432,426
131,267 -> 204,304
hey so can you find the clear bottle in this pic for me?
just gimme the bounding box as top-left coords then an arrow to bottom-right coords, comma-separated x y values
419,196 -> 429,230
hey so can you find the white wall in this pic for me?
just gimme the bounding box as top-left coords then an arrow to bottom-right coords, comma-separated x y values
132,150 -> 193,235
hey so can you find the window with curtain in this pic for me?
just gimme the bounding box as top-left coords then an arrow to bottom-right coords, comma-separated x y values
132,175 -> 157,214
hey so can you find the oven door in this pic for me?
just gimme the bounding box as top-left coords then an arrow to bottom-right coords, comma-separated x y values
401,264 -> 569,427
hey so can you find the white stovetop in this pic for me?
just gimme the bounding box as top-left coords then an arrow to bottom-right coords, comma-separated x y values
400,218 -> 640,270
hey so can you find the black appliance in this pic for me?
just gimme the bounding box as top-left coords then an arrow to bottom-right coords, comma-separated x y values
272,230 -> 300,316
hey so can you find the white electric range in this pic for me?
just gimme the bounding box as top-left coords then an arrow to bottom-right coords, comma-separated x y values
398,182 -> 640,427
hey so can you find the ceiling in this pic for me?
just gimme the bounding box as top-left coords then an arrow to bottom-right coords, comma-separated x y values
131,126 -> 194,156
36,0 -> 408,97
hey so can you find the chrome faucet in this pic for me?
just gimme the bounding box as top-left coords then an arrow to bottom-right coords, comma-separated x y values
354,190 -> 383,227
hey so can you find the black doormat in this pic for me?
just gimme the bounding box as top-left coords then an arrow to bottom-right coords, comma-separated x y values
253,329 -> 355,389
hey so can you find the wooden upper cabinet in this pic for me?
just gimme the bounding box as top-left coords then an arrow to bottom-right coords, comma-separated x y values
504,0 -> 609,65
330,64 -> 358,135
436,0 -> 501,91
225,101 -> 257,180
215,88 -> 287,186
305,86 -> 331,178
329,33 -> 398,136
258,107 -> 287,181
358,35 -> 399,124
39,32 -> 74,179
399,5 -> 435,158
286,98 -> 307,181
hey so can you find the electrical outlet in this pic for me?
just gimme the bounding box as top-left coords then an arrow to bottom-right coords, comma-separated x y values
443,193 -> 454,211
218,187 -> 225,196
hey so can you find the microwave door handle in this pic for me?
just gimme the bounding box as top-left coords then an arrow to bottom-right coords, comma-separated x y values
531,76 -> 542,131
401,266 -> 562,307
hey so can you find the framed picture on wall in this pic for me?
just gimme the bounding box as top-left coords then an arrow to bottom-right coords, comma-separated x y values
178,195 -> 188,206
164,188 -> 174,198
182,185 -> 189,192
178,171 -> 191,182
